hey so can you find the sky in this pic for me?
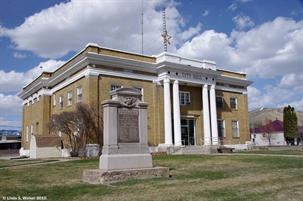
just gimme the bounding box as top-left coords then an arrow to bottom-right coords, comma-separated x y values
0,0 -> 302,130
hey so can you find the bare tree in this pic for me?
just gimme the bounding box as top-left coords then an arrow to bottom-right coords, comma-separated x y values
260,118 -> 278,146
48,111 -> 85,156
48,102 -> 103,157
75,102 -> 103,155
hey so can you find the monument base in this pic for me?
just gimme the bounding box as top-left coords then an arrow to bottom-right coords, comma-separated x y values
83,167 -> 170,184
99,154 -> 152,170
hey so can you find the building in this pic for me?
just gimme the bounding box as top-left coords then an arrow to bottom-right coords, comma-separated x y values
0,134 -> 21,152
250,120 -> 286,146
250,119 -> 303,146
18,43 -> 253,154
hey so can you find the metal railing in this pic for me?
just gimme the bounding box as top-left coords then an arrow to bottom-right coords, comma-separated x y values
174,139 -> 185,146
200,137 -> 242,145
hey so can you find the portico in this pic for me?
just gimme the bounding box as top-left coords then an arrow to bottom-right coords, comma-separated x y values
163,77 -> 219,146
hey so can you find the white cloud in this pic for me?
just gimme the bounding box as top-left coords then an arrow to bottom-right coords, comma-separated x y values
279,73 -> 303,88
176,23 -> 202,41
176,30 -> 233,65
277,99 -> 303,112
294,85 -> 303,94
247,84 -> 297,110
202,10 -> 209,16
13,52 -> 26,58
0,0 -> 187,58
232,13 -> 255,30
228,3 -> 237,11
0,94 -> 23,120
0,117 -> 22,130
0,60 -> 65,92
176,17 -> 302,80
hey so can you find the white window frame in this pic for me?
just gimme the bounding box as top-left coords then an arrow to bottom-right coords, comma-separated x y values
111,84 -> 122,91
230,97 -> 237,109
67,91 -> 73,106
53,94 -> 56,106
26,126 -> 29,142
77,86 -> 82,103
59,95 -> 64,109
179,91 -> 190,106
217,119 -> 225,138
216,96 -> 224,109
30,124 -> 34,135
232,120 -> 239,138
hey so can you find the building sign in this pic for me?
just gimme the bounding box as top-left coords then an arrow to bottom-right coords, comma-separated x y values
181,73 -> 203,80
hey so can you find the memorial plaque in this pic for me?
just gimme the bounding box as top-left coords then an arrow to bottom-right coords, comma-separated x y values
118,109 -> 139,143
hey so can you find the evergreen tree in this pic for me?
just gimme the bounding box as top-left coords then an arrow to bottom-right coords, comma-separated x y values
283,105 -> 298,141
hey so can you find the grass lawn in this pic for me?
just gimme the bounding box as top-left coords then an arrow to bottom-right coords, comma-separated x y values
236,150 -> 303,155
0,154 -> 303,201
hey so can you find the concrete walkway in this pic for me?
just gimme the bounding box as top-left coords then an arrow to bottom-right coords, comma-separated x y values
0,154 -> 80,170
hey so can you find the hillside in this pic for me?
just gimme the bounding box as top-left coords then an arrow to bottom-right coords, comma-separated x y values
249,108 -> 303,126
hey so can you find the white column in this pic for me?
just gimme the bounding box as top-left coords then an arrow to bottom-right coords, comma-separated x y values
202,84 -> 211,145
164,78 -> 172,145
210,85 -> 218,145
173,80 -> 182,146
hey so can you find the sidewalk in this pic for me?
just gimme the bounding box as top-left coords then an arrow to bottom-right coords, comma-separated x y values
0,153 -> 20,160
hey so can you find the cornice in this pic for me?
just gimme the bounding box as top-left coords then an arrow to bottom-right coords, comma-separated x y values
156,62 -> 221,77
216,75 -> 253,87
85,52 -> 156,73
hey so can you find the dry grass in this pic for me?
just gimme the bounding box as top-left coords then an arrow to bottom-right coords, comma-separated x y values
0,154 -> 303,201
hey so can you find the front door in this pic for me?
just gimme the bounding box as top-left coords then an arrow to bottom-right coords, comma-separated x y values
181,125 -> 189,146
180,119 -> 196,146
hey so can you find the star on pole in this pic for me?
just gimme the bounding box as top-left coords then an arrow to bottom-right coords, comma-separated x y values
161,30 -> 171,45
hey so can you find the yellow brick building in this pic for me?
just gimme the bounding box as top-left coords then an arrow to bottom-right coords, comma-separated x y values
18,43 -> 252,152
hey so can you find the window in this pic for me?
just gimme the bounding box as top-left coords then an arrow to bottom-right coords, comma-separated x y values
59,95 -> 64,109
133,86 -> 142,92
111,84 -> 122,91
77,86 -> 82,103
67,91 -> 72,106
232,120 -> 239,137
26,126 -> 29,142
179,91 -> 190,106
217,120 -> 225,138
230,98 -> 237,109
133,86 -> 143,100
30,124 -> 34,135
53,94 -> 56,106
216,96 -> 224,108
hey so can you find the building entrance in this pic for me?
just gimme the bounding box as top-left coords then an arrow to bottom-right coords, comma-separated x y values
181,119 -> 196,146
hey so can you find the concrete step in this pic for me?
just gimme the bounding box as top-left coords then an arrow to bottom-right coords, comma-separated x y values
173,146 -> 220,155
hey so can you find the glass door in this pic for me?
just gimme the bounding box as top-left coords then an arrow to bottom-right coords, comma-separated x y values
180,119 -> 196,146
181,125 -> 189,145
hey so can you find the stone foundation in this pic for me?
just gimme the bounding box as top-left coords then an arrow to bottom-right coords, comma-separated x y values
83,167 -> 169,185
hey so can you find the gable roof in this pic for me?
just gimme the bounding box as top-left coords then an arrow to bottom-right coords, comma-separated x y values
34,135 -> 61,147
251,120 -> 284,134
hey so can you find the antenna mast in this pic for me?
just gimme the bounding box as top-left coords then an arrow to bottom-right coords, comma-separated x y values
161,4 -> 171,52
141,1 -> 144,54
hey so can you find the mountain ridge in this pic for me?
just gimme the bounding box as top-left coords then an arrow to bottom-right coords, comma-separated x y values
249,107 -> 303,126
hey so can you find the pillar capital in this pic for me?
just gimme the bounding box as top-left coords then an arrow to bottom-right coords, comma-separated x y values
164,77 -> 170,83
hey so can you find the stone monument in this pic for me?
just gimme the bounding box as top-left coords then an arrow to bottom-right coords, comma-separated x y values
83,88 -> 169,184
